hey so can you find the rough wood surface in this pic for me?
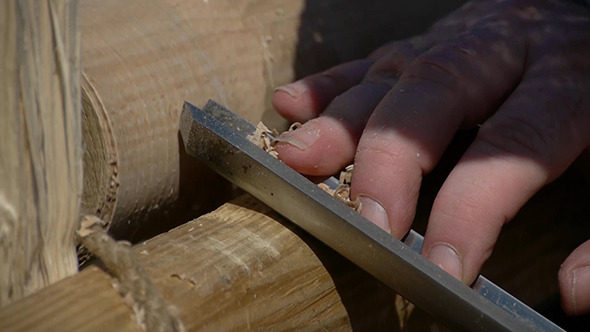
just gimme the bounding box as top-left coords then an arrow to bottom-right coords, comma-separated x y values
0,195 -> 440,331
79,0 -> 465,240
0,0 -> 82,306
2,169 -> 590,330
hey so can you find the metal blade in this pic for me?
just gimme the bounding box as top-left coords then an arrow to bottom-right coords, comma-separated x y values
180,100 -> 563,331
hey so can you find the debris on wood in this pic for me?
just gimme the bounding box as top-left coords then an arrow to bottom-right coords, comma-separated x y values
317,165 -> 361,212
247,121 -> 307,158
247,122 -> 281,158
339,164 -> 354,184
249,121 -> 363,210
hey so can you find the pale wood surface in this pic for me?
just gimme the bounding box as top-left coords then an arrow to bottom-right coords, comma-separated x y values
2,172 -> 589,330
5,0 -> 589,328
0,267 -> 139,332
79,0 -> 465,240
0,195 -> 439,331
0,0 -> 82,306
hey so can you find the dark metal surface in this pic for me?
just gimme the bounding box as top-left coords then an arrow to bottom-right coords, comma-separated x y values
180,100 -> 564,331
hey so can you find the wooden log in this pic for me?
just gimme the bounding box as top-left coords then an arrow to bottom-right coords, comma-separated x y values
0,0 -> 82,306
0,195 -> 438,331
79,0 -> 465,240
1,165 -> 590,330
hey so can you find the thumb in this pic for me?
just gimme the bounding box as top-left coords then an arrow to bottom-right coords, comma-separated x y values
559,239 -> 590,316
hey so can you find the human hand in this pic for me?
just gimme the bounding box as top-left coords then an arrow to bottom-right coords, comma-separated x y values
272,0 -> 590,315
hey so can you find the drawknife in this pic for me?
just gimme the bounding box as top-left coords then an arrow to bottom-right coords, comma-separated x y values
179,100 -> 564,331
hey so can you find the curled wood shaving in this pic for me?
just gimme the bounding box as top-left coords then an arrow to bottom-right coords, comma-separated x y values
338,164 -> 354,185
247,122 -> 280,158
288,122 -> 302,131
248,121 -> 362,211
273,122 -> 307,149
317,164 -> 361,212
246,121 -> 306,157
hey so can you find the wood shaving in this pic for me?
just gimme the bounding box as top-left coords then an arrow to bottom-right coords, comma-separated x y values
288,122 -> 302,131
247,122 -> 280,158
338,164 -> 354,185
248,121 -> 361,210
318,182 -> 361,211
316,165 -> 361,212
246,121 -> 305,157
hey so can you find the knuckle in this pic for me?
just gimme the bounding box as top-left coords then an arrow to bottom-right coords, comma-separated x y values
321,59 -> 373,87
478,112 -> 558,164
402,43 -> 472,95
368,40 -> 409,60
356,135 -> 435,174
355,141 -> 401,166
365,47 -> 421,85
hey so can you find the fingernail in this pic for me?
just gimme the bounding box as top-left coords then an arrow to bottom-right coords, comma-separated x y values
427,243 -> 463,281
274,81 -> 308,98
359,196 -> 390,234
278,121 -> 320,150
571,266 -> 590,315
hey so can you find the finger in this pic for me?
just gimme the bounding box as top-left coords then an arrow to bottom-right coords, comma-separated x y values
272,59 -> 373,123
276,41 -> 423,175
351,29 -> 527,237
276,83 -> 391,175
422,76 -> 590,285
559,239 -> 590,315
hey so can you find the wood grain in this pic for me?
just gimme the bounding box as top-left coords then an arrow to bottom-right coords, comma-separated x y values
78,0 -> 465,240
2,168 -> 589,330
0,195 -> 439,331
0,0 -> 82,306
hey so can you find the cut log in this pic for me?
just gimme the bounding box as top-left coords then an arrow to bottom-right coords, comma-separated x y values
0,0 -> 82,306
0,195 -> 438,331
79,0 -> 466,240
2,166 -> 590,330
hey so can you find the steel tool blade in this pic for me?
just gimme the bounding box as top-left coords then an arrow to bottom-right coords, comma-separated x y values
180,100 -> 564,331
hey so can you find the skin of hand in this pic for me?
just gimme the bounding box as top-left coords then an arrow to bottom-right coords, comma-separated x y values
272,0 -> 590,315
